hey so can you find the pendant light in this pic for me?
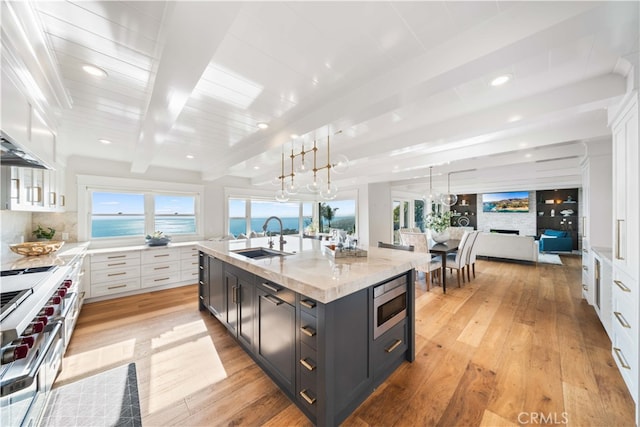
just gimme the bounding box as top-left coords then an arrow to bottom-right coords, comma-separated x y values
275,152 -> 289,202
423,166 -> 440,205
439,172 -> 458,206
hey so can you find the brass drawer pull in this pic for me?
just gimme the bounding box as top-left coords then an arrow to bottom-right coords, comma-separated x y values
107,262 -> 126,267
614,312 -> 631,329
613,347 -> 631,370
154,266 -> 170,270
107,272 -> 127,277
107,284 -> 127,290
299,389 -> 316,405
300,299 -> 316,309
264,295 -> 282,306
582,285 -> 588,291
582,265 -> 588,271
300,358 -> 316,371
385,339 -> 403,353
582,248 -> 588,254
616,219 -> 625,260
107,255 -> 127,259
154,254 -> 170,258
154,277 -> 170,282
300,326 -> 316,337
614,280 -> 631,292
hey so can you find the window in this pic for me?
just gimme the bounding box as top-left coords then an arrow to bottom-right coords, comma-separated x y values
91,192 -> 144,238
319,199 -> 356,233
229,198 -> 247,237
251,200 -> 300,235
154,195 -> 196,234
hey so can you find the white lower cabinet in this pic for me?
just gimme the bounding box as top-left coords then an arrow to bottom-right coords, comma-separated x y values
88,244 -> 199,300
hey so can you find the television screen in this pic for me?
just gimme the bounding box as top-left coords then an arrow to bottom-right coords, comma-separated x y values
482,191 -> 529,213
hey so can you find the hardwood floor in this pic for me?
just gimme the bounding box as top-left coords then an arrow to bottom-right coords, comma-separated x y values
59,256 -> 635,426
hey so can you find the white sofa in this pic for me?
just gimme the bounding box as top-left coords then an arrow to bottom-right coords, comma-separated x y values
474,232 -> 538,263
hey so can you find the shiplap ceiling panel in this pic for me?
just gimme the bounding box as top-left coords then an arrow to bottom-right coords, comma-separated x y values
4,0 -> 633,194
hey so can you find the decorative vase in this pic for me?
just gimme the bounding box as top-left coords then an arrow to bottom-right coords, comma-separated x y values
430,229 -> 450,243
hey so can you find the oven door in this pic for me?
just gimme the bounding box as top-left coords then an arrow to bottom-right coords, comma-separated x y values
0,323 -> 63,427
373,281 -> 407,340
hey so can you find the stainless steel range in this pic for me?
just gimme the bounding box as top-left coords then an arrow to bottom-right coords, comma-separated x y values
0,262 -> 81,427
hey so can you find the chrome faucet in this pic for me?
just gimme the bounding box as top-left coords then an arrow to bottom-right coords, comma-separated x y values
262,216 -> 287,251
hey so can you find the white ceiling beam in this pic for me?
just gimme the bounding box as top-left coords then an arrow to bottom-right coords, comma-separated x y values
130,2 -> 241,174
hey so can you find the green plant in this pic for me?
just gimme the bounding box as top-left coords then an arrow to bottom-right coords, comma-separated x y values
33,225 -> 56,240
425,211 -> 452,233
320,203 -> 339,230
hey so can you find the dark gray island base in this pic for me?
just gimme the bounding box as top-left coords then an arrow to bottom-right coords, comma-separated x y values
198,251 -> 416,426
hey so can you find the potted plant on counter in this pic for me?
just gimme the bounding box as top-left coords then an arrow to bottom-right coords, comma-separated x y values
425,211 -> 452,243
32,225 -> 56,241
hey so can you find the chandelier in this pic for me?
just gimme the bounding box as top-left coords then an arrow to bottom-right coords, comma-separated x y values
274,129 -> 348,202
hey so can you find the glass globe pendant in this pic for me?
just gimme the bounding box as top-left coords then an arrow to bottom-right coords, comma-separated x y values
440,172 -> 458,206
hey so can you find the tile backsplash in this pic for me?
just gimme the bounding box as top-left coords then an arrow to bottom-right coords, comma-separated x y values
32,211 -> 78,243
1,211 -> 32,260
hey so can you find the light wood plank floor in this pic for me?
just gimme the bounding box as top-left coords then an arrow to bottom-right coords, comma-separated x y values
58,256 -> 635,426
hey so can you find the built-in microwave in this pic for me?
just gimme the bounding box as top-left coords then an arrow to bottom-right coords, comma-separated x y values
373,275 -> 407,339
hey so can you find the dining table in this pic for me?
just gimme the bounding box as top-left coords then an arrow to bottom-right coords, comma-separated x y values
429,239 -> 460,294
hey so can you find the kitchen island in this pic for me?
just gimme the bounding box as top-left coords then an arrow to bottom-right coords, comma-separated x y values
197,237 -> 426,426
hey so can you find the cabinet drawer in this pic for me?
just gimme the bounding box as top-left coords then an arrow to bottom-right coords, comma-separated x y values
141,248 -> 180,264
142,260 -> 180,277
300,296 -> 318,316
91,266 -> 140,284
91,277 -> 141,297
141,271 -> 181,289
299,342 -> 318,379
181,258 -> 199,271
181,269 -> 199,282
91,257 -> 141,272
257,280 -> 295,305
180,245 -> 198,259
612,327 -> 638,402
612,290 -> 637,342
91,251 -> 140,264
298,372 -> 318,416
373,318 -> 408,378
300,311 -> 318,350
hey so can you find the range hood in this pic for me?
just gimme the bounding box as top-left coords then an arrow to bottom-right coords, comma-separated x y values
1,131 -> 51,169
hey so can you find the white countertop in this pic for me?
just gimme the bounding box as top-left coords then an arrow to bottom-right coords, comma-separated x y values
591,246 -> 613,264
197,237 -> 427,304
87,240 -> 198,255
1,242 -> 90,271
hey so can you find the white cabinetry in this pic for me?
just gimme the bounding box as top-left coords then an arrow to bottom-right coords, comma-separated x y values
1,166 -> 66,212
90,251 -> 141,297
609,91 -> 639,421
592,248 -> 612,338
88,244 -> 199,300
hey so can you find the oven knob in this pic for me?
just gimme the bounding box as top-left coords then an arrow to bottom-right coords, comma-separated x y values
63,279 -> 72,288
50,296 -> 62,305
23,321 -> 45,335
57,287 -> 68,298
1,345 -> 29,364
36,316 -> 49,326
13,336 -> 35,349
39,306 -> 55,316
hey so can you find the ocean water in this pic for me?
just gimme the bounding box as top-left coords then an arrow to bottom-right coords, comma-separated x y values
229,216 -> 355,237
91,216 -> 196,238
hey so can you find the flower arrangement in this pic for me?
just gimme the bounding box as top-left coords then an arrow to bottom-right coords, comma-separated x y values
145,231 -> 171,246
33,225 -> 56,240
425,211 -> 452,233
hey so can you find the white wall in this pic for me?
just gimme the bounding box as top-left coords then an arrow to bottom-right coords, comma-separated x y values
477,191 -> 538,236
363,182 -> 392,246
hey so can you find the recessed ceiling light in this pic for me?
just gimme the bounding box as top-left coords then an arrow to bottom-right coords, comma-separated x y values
525,153 -> 532,158
257,122 -> 269,129
508,115 -> 522,122
82,64 -> 108,78
290,134 -> 299,139
490,74 -> 512,87
186,154 -> 194,159
253,165 -> 260,170
98,138 -> 112,144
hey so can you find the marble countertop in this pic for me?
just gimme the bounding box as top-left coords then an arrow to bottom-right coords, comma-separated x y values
591,246 -> 613,264
87,241 -> 198,255
197,237 -> 427,304
2,241 -> 90,271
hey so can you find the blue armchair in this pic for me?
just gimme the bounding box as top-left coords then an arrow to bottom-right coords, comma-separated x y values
538,229 -> 573,252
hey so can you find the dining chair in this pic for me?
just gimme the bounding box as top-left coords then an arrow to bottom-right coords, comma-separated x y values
445,230 -> 472,287
398,231 -> 443,291
464,231 -> 482,281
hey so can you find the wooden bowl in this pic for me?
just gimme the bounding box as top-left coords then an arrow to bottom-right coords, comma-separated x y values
9,241 -> 65,256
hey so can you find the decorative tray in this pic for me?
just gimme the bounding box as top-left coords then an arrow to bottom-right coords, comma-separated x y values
10,241 -> 65,256
322,245 -> 368,258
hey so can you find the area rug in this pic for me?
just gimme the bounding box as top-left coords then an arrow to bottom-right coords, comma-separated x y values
41,363 -> 142,427
538,253 -> 563,265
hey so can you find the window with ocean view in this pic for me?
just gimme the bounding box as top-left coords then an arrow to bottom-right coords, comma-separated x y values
154,195 -> 196,234
91,192 -> 145,238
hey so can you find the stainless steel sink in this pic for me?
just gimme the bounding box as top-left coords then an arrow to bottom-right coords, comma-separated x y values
231,247 -> 291,259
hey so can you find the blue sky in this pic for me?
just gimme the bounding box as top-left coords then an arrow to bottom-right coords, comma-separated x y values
92,193 -> 194,214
